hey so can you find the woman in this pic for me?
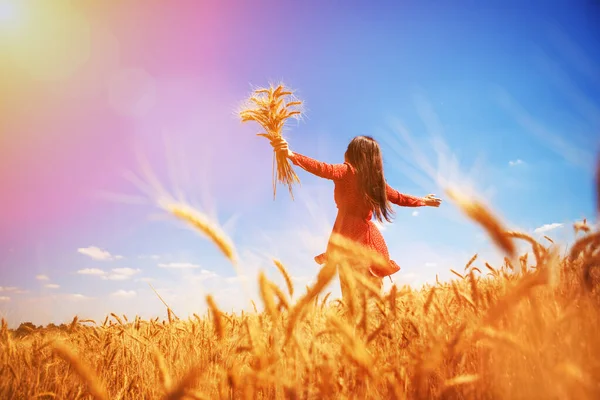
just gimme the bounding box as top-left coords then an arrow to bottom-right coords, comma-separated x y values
272,135 -> 441,302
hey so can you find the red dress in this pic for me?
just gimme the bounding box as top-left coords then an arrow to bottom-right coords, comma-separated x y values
289,152 -> 426,278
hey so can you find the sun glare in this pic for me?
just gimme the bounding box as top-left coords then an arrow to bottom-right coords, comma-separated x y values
0,1 -> 20,27
1,1 -> 91,81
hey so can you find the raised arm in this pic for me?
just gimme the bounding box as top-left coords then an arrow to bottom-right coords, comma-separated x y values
289,152 -> 349,181
386,184 -> 426,207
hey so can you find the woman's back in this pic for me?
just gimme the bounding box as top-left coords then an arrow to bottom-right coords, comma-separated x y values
331,163 -> 375,220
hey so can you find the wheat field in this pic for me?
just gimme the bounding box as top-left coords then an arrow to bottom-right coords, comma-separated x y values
2,189 -> 599,399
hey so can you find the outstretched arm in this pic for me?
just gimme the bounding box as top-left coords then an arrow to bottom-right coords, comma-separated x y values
386,184 -> 427,207
289,152 -> 349,181
270,137 -> 348,180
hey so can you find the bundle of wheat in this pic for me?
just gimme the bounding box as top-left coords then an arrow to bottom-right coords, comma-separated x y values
239,82 -> 303,199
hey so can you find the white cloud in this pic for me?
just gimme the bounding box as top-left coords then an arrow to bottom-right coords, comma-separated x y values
115,255 -> 124,260
77,268 -> 140,281
508,159 -> 524,166
102,274 -> 129,281
0,296 -> 10,302
534,223 -> 563,234
66,294 -> 92,301
111,290 -> 136,298
111,268 -> 141,276
137,277 -> 156,283
45,284 -> 60,289
158,262 -> 200,269
0,287 -> 26,294
412,211 -> 419,217
77,268 -> 106,276
425,262 -> 437,267
77,246 -> 114,261
36,275 -> 50,281
190,270 -> 218,282
139,254 -> 161,260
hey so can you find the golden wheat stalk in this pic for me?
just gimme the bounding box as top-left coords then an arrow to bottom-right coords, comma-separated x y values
338,261 -> 358,318
273,259 -> 294,297
148,283 -> 179,321
206,295 -> 224,341
270,282 -> 291,311
350,269 -> 384,303
239,82 -> 304,199
446,188 -> 516,258
285,262 -> 337,344
582,254 -> 600,291
450,269 -> 465,280
473,327 -> 529,355
163,364 -> 204,400
110,313 -> 123,326
483,269 -> 549,325
258,272 -> 278,320
464,253 -> 478,272
161,201 -> 238,266
504,230 -> 545,266
423,287 -> 437,315
327,232 -> 390,271
51,341 -> 109,400
569,231 -> 600,262
320,291 -> 332,308
468,269 -> 480,306
151,346 -> 172,392
328,315 -> 374,375
388,284 -> 398,318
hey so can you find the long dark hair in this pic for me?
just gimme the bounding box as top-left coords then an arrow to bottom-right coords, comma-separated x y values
344,135 -> 394,222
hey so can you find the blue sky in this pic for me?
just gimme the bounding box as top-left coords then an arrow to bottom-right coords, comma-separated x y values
0,0 -> 599,327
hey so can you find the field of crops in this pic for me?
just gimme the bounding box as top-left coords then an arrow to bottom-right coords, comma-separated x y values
2,209 -> 599,399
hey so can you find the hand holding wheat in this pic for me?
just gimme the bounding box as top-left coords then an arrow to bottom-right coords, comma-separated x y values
271,137 -> 293,158
239,83 -> 303,199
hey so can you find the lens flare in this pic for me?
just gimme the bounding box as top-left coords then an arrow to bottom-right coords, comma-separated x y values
1,1 -> 91,81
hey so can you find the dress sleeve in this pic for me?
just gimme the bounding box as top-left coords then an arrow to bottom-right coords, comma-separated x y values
386,184 -> 426,207
289,152 -> 349,180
